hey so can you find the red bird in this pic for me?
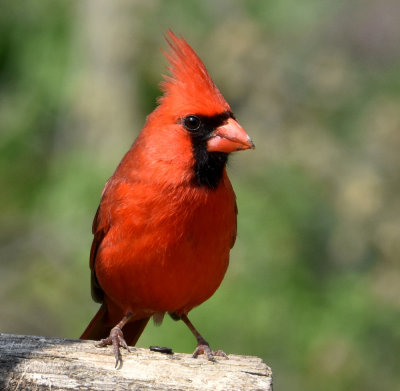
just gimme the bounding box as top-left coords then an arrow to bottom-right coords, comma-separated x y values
81,31 -> 254,366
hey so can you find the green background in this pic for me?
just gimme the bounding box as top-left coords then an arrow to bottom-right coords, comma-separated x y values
1,1 -> 400,390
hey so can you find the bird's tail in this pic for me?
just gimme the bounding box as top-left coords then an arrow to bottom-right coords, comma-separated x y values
80,304 -> 150,346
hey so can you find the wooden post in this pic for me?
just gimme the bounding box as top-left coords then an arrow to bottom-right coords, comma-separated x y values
0,333 -> 272,391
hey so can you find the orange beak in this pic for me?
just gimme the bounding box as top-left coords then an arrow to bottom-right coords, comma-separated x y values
207,118 -> 255,153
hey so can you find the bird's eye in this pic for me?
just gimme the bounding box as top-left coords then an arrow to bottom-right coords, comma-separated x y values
183,115 -> 201,131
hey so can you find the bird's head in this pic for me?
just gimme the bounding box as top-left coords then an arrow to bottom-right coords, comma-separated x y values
141,31 -> 254,189
158,31 -> 254,155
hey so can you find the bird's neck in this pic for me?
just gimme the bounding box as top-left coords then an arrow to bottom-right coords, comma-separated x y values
192,148 -> 228,189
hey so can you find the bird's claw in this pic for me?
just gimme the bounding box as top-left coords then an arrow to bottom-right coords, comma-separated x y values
192,343 -> 228,361
96,326 -> 130,368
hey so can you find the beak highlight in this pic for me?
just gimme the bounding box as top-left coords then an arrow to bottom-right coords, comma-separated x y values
207,118 -> 255,153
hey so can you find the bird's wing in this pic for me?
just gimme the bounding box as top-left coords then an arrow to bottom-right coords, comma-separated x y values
89,179 -> 113,303
89,205 -> 108,303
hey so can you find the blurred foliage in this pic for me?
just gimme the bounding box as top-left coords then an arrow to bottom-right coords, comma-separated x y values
1,1 -> 400,390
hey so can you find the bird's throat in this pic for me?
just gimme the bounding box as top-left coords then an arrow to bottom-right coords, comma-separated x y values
192,147 -> 228,189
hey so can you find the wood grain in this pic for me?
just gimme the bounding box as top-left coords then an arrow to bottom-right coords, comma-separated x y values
0,333 -> 272,390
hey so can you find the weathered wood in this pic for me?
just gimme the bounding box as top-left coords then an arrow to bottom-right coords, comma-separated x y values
0,333 -> 272,391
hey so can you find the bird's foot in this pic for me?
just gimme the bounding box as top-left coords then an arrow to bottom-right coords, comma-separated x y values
192,340 -> 228,362
180,314 -> 228,362
96,326 -> 130,368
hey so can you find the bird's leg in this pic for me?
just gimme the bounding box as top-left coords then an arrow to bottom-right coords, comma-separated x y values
96,311 -> 132,368
180,314 -> 228,361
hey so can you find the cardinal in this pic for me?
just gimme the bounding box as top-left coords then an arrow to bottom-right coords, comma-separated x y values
81,31 -> 254,367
